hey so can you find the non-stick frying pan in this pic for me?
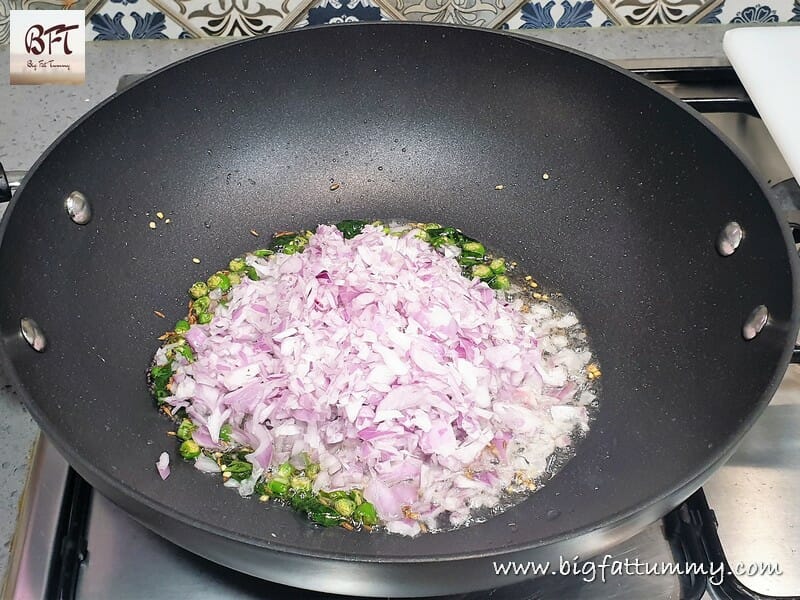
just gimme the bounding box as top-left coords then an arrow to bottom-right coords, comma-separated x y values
0,23 -> 797,597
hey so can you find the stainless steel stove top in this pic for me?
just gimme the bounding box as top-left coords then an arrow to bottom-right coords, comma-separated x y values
3,63 -> 800,600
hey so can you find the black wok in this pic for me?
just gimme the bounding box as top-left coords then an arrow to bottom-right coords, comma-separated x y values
1,23 -> 797,597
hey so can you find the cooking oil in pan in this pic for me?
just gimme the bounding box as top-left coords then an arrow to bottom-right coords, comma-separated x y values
427,261 -> 601,534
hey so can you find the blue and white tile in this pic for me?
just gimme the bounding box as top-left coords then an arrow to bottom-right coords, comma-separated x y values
503,0 -> 614,27
294,0 -> 385,27
604,0 -> 714,24
696,0 -> 795,21
148,0 -> 311,36
0,0 -> 21,45
375,0 -> 507,27
23,0 -> 104,11
88,0 -> 194,38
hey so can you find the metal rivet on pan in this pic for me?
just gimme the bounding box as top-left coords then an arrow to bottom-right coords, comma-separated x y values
717,221 -> 743,256
742,305 -> 769,340
65,191 -> 92,225
20,318 -> 47,352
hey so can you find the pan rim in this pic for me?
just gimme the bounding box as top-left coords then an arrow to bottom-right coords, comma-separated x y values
2,20 -> 798,566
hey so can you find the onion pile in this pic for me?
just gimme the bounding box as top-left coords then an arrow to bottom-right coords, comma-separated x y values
155,224 -> 595,535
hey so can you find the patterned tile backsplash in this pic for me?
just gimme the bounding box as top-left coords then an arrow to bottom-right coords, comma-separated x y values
0,0 -> 798,43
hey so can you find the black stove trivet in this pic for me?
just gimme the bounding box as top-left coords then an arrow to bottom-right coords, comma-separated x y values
48,469 -> 799,600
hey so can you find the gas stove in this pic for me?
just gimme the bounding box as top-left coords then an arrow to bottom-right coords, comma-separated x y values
3,61 -> 800,600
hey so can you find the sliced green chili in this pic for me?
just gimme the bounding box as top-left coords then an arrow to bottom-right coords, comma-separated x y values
472,264 -> 493,280
353,502 -> 378,526
179,439 -> 201,459
334,498 -> 356,517
268,477 -> 290,497
216,273 -> 232,292
176,344 -> 195,362
290,475 -> 312,492
276,462 -> 295,479
489,274 -> 511,290
207,273 -> 223,290
489,258 -> 506,274
461,241 -> 486,258
176,418 -> 196,441
192,296 -> 211,313
189,282 -> 209,299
